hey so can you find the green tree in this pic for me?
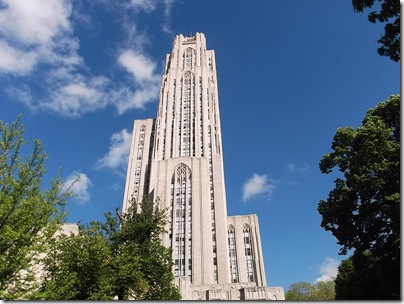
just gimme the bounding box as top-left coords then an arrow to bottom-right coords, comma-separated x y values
36,196 -> 180,300
318,94 -> 400,299
335,251 -> 399,300
333,257 -> 358,300
0,115 -> 68,299
315,280 -> 337,300
352,0 -> 400,61
113,196 -> 180,300
285,280 -> 335,300
35,222 -> 115,300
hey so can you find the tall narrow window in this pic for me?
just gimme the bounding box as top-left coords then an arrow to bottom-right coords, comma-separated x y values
198,77 -> 203,157
228,225 -> 239,283
132,125 -> 145,201
180,71 -> 195,157
170,163 -> 192,281
243,225 -> 256,283
183,47 -> 196,69
170,80 -> 176,158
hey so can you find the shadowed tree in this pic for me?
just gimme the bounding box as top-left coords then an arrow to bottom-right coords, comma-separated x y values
352,0 -> 400,61
318,95 -> 400,299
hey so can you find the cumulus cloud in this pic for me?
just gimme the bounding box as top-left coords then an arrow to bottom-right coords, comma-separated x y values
0,0 -> 71,44
128,0 -> 158,12
0,0 -> 79,75
315,257 -> 340,283
116,85 -> 160,114
242,173 -> 277,202
63,171 -> 92,203
0,41 -> 38,75
115,50 -> 161,112
40,76 -> 112,117
161,0 -> 175,33
285,162 -> 310,173
94,129 -> 132,173
1,0 -> 167,117
118,50 -> 159,84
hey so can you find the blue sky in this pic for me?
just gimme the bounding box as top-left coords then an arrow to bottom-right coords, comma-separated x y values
1,0 -> 399,292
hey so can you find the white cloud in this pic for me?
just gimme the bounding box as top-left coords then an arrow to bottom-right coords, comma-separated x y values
0,40 -> 38,75
0,0 -> 80,74
286,162 -> 310,173
1,0 -> 172,117
161,0 -> 175,34
115,84 -> 160,114
63,171 -> 92,203
94,129 -> 132,173
62,82 -> 98,98
40,76 -> 111,117
116,49 -> 161,112
242,173 -> 277,202
118,50 -> 159,83
128,0 -> 158,12
315,257 -> 340,283
0,0 -> 71,44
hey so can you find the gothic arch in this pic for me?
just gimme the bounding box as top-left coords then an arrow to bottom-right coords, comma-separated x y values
170,163 -> 193,280
181,70 -> 195,82
228,225 -> 239,283
182,47 -> 196,69
243,224 -> 256,282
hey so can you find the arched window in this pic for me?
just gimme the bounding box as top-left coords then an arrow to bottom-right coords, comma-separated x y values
170,79 -> 176,158
228,225 -> 239,283
179,71 -> 195,157
243,225 -> 256,283
132,125 -> 146,200
170,163 -> 192,280
182,47 -> 196,69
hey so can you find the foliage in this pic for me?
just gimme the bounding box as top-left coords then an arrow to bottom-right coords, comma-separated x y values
115,197 -> 180,300
35,196 -> 180,300
0,115 -> 68,299
352,0 -> 400,61
334,252 -> 399,300
34,223 -> 115,300
318,95 -> 400,299
285,280 -> 335,300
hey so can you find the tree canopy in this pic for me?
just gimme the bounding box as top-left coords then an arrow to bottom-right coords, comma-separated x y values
285,280 -> 335,300
36,196 -> 181,300
0,115 -> 68,299
352,0 -> 400,61
318,94 -> 400,299
334,252 -> 399,300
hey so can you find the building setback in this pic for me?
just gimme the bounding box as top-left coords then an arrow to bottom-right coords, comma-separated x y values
122,32 -> 285,300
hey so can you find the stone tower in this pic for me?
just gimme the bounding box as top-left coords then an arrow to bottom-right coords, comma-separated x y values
122,33 -> 284,300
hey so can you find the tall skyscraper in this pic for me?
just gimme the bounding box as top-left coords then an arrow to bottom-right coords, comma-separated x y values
122,33 -> 284,300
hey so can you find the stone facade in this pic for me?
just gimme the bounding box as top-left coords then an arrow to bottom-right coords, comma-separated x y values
122,32 -> 284,300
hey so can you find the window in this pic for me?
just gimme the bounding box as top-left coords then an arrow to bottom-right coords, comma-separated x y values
182,47 -> 196,69
178,71 -> 196,157
243,225 -> 256,283
132,125 -> 146,200
170,163 -> 192,280
228,226 -> 239,283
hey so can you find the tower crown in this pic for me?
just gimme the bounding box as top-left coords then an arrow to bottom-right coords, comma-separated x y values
155,32 -> 221,161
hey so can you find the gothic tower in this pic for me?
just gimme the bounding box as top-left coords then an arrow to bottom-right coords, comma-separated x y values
122,33 -> 284,300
